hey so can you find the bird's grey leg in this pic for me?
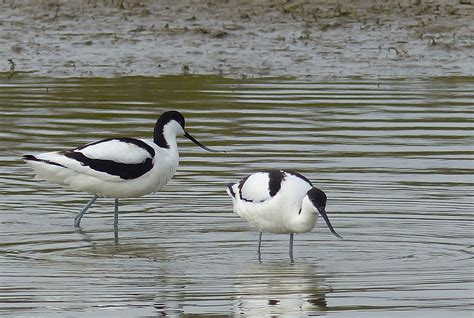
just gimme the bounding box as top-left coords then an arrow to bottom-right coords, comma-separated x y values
257,231 -> 263,262
114,198 -> 119,226
257,231 -> 263,254
289,233 -> 294,263
114,224 -> 119,244
113,199 -> 120,244
74,195 -> 98,227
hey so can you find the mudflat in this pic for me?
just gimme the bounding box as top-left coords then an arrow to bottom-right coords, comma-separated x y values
1,0 -> 473,78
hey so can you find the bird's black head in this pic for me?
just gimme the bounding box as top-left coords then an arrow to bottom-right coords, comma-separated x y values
306,187 -> 342,239
157,110 -> 185,129
307,187 -> 327,210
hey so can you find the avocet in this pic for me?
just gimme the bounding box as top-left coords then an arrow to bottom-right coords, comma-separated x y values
23,110 -> 222,228
226,170 -> 342,261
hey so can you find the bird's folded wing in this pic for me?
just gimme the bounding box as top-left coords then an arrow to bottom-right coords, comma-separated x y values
238,172 -> 273,203
36,138 -> 155,181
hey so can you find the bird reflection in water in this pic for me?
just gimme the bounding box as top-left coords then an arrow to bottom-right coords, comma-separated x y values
233,262 -> 330,316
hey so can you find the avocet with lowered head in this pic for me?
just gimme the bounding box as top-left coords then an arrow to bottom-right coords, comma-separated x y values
226,170 -> 342,261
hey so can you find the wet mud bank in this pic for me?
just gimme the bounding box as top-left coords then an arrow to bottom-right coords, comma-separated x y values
1,0 -> 473,79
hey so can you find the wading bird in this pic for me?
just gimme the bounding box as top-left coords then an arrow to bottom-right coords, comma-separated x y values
23,110 -> 222,230
226,170 -> 342,261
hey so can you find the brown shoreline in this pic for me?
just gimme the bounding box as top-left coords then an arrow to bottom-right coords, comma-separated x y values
1,0 -> 473,78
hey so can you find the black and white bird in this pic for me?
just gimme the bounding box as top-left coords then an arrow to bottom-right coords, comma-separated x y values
23,110 -> 221,228
226,170 -> 342,261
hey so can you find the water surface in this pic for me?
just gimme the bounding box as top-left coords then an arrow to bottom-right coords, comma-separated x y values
0,75 -> 473,317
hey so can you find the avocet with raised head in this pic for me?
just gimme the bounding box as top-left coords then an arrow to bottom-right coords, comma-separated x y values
23,110 -> 222,228
226,170 -> 342,261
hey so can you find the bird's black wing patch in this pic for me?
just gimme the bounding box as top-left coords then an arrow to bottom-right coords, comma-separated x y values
63,151 -> 153,180
268,170 -> 286,197
238,171 -> 285,203
226,182 -> 236,198
237,174 -> 251,201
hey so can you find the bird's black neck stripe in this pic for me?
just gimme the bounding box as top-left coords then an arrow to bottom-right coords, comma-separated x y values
154,126 -> 169,149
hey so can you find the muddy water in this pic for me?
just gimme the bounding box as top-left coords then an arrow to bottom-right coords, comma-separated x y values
0,75 -> 473,317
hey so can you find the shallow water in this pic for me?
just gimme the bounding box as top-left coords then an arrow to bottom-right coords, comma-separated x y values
0,75 -> 473,317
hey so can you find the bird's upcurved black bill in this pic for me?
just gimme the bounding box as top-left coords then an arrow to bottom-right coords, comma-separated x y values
184,131 -> 223,153
318,207 -> 343,239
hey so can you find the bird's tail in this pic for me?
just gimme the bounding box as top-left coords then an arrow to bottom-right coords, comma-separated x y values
23,154 -> 65,168
23,154 -> 38,161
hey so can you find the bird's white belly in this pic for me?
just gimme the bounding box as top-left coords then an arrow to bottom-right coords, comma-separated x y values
234,198 -> 317,234
79,162 -> 175,198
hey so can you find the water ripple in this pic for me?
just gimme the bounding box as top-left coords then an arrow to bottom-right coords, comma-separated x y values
0,76 -> 473,316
